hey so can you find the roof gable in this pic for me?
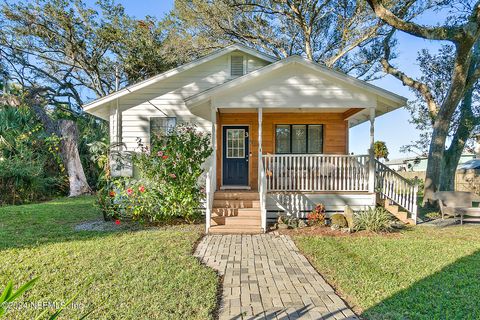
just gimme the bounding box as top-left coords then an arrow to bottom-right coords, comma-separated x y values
186,55 -> 406,107
83,44 -> 277,114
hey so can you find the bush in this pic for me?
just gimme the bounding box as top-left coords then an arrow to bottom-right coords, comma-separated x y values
330,214 -> 348,228
306,203 -> 326,226
353,207 -> 394,233
0,150 -> 60,205
97,124 -> 212,223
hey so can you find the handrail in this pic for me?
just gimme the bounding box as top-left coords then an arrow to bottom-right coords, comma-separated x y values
375,160 -> 418,222
262,154 -> 370,192
259,156 -> 267,232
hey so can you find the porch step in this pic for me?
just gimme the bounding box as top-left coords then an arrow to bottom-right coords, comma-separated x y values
378,198 -> 411,224
208,225 -> 263,234
209,191 -> 262,234
212,208 -> 260,217
213,199 -> 260,209
211,216 -> 261,227
214,191 -> 259,200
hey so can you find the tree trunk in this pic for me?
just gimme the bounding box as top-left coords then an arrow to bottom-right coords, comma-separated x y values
58,120 -> 91,196
439,87 -> 476,191
423,43 -> 475,204
27,93 -> 91,197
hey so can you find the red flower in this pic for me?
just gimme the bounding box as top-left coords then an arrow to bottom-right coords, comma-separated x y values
115,219 -> 121,225
109,191 -> 115,197
139,185 -> 146,193
162,155 -> 168,160
126,188 -> 133,195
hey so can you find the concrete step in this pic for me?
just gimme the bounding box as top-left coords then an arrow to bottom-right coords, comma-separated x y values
213,199 -> 260,208
214,191 -> 259,200
208,225 -> 263,234
212,208 -> 260,217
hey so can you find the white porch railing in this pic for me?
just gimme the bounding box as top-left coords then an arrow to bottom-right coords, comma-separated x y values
262,154 -> 370,192
258,155 -> 267,232
205,165 -> 215,233
375,160 -> 418,221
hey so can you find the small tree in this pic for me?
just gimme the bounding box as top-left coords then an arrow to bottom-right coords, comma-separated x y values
373,141 -> 389,161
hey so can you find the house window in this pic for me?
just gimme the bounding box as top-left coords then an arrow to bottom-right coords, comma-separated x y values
231,55 -> 245,77
275,124 -> 323,154
150,117 -> 176,139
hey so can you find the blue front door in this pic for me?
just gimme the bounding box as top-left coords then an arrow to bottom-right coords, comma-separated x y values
222,126 -> 249,186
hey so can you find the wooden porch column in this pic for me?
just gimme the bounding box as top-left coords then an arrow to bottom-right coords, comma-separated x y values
211,106 -> 217,192
368,108 -> 375,193
258,107 -> 263,190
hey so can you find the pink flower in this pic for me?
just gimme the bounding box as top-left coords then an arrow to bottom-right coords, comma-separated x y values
126,188 -> 133,195
139,185 -> 146,193
115,220 -> 121,225
169,173 -> 176,179
157,151 -> 164,157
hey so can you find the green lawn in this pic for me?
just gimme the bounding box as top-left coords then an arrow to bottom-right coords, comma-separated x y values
294,226 -> 480,319
0,197 -> 218,319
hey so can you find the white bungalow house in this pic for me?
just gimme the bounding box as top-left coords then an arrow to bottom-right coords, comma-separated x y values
83,44 -> 418,234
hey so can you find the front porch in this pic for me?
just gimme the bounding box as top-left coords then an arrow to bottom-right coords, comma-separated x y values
204,107 -> 419,234
204,107 -> 381,234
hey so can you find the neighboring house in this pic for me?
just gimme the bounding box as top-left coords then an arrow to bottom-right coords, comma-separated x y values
385,154 -> 476,172
84,44 -> 417,234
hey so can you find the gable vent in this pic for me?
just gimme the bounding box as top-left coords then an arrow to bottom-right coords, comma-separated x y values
231,55 -> 245,77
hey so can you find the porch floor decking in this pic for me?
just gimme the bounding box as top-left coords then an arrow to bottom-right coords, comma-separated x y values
195,234 -> 356,320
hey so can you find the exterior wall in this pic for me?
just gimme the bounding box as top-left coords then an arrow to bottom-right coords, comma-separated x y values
110,51 -> 270,151
216,111 -> 349,190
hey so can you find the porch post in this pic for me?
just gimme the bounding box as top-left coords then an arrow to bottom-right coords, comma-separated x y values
368,108 -> 375,193
211,106 -> 217,192
258,107 -> 263,189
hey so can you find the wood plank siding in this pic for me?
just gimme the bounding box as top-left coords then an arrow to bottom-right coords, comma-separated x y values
216,111 -> 353,190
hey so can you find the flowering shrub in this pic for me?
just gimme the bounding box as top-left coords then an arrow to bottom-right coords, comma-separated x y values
306,203 -> 326,226
97,124 -> 212,223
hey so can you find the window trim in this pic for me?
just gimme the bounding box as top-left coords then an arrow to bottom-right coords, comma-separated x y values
275,124 -> 324,154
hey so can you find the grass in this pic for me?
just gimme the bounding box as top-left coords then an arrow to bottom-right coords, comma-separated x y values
294,226 -> 480,319
0,197 -> 218,319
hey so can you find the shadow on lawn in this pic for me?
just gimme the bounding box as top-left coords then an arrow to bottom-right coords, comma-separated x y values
363,249 -> 480,319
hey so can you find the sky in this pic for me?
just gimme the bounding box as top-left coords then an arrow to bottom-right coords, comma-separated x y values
85,0 -> 448,160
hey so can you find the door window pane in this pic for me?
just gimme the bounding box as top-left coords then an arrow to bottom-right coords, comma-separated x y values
292,125 -> 307,153
226,129 -> 245,158
275,125 -> 290,153
308,125 -> 323,153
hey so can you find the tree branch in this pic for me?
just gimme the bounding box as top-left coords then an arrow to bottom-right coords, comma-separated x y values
381,31 -> 439,118
366,0 -> 469,42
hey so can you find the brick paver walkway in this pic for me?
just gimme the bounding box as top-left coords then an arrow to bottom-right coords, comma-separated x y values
194,234 -> 357,320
